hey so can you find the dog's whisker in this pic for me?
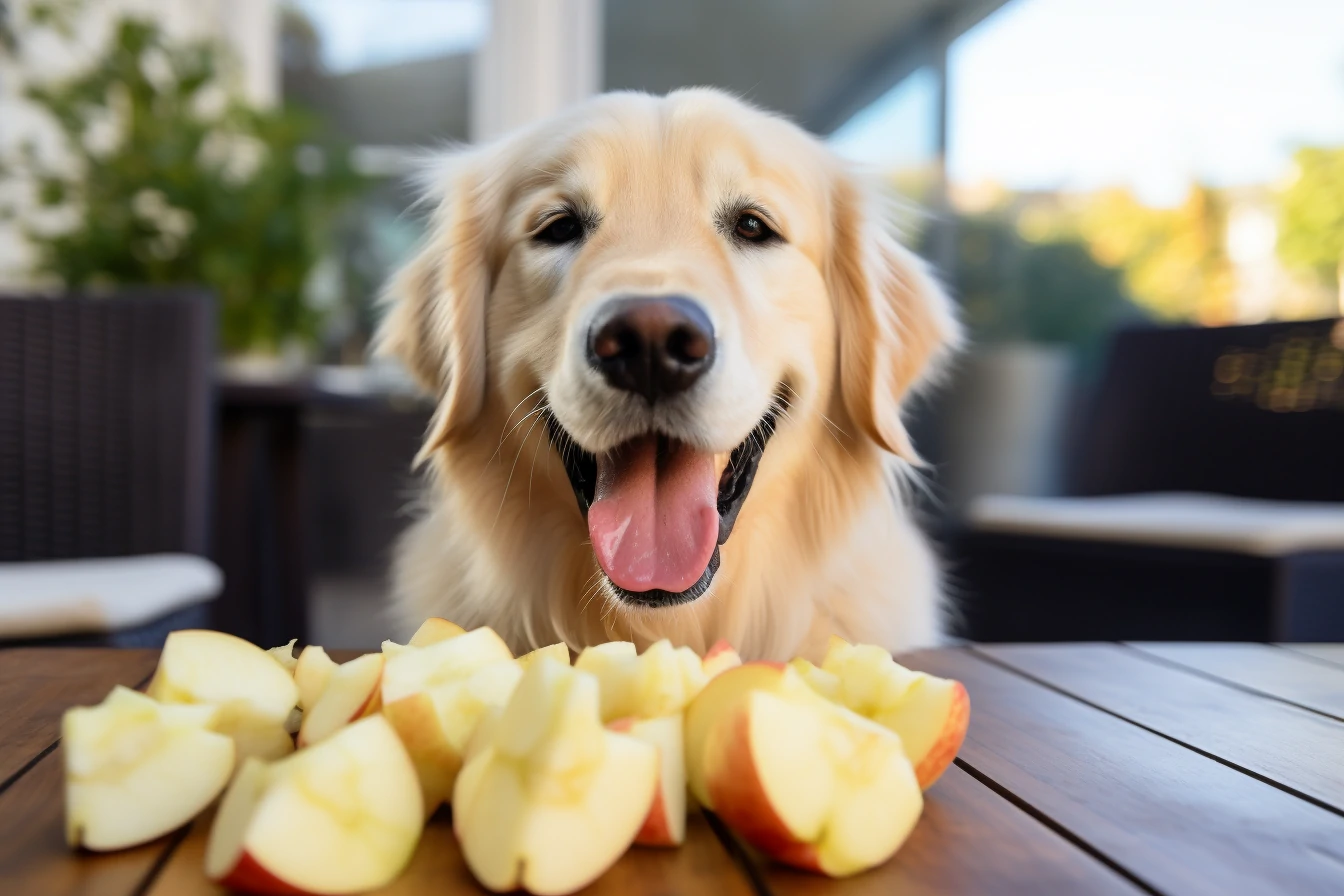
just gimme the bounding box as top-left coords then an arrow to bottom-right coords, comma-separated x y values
489,407 -> 547,536
525,403 -> 552,506
488,395 -> 548,467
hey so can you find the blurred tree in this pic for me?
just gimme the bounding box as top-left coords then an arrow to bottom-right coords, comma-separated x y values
0,2 -> 368,354
1278,146 -> 1344,304
945,211 -> 1140,373
1073,186 -> 1236,325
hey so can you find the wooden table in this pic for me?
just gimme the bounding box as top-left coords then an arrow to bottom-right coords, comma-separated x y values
4,642 -> 1344,895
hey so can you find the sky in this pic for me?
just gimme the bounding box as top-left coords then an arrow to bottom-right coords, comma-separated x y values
293,0 -> 1344,208
848,0 -> 1344,205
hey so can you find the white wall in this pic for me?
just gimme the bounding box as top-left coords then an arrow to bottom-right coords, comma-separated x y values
470,0 -> 601,142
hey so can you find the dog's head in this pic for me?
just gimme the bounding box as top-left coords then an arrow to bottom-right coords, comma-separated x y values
379,89 -> 958,610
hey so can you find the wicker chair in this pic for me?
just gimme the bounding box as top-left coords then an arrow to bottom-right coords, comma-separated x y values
0,291 -> 220,646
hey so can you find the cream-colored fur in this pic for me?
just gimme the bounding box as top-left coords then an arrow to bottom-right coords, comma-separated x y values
377,89 -> 960,662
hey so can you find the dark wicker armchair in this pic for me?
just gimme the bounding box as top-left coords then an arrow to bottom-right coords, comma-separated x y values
0,291 -> 219,646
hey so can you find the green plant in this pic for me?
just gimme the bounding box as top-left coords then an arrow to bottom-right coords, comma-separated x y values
2,2 -> 368,353
1278,145 -> 1344,299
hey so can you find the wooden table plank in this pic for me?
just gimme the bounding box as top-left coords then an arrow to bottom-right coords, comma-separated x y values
978,643 -> 1344,814
905,648 -> 1344,896
0,648 -> 160,790
1129,642 -> 1344,720
144,806 -> 756,895
0,747 -> 181,896
1283,644 -> 1344,668
763,764 -> 1144,896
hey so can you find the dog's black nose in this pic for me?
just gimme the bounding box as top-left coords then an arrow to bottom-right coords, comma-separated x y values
587,296 -> 715,403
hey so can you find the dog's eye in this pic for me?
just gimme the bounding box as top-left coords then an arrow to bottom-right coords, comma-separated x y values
734,213 -> 775,243
535,215 -> 583,245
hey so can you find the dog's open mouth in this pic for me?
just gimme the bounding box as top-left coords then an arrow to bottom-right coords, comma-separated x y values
544,398 -> 780,608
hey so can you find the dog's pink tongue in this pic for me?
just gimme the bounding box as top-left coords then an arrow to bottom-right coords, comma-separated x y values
588,435 -> 719,594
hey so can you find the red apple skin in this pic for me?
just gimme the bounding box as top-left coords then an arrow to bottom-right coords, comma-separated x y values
914,681 -> 970,789
635,778 -> 674,847
704,707 -> 822,873
216,850 -> 309,895
607,717 -> 676,847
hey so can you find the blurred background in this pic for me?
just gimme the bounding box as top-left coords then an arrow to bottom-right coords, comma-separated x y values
2,0 -> 1342,651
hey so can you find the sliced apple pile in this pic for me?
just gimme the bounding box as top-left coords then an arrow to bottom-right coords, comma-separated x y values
380,626 -> 522,811
64,686 -> 235,851
147,629 -> 300,762
685,662 -> 924,876
791,637 -> 970,789
454,657 -> 658,894
61,621 -> 967,892
206,715 -> 423,894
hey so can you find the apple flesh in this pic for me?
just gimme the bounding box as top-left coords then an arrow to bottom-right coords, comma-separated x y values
64,686 -> 235,851
293,646 -> 338,712
266,640 -> 298,673
297,652 -> 385,747
519,642 -> 570,669
380,627 -> 521,812
807,637 -> 970,789
454,658 -> 657,895
608,714 -> 685,847
409,617 -> 466,646
147,630 -> 299,727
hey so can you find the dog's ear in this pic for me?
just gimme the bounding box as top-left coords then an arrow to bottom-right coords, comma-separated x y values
376,154 -> 493,461
827,173 -> 961,463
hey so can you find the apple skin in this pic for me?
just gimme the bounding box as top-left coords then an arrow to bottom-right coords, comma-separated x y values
217,850 -> 310,895
911,680 -> 969,788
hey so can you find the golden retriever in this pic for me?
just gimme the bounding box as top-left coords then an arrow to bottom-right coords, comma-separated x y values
377,88 -> 959,661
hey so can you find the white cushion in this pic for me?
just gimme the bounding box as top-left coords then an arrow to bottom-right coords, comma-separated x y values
968,493 -> 1344,557
0,554 -> 222,638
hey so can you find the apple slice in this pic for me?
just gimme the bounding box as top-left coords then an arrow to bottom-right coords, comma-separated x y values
702,640 -> 743,678
297,653 -> 384,747
147,630 -> 299,727
64,686 -> 235,851
519,642 -> 570,669
266,639 -> 298,673
207,716 -> 423,894
701,683 -> 923,876
293,646 -> 338,712
684,661 -> 792,806
410,617 -> 467,646
608,714 -> 685,847
814,638 -> 970,789
380,627 -> 521,812
454,658 -> 657,895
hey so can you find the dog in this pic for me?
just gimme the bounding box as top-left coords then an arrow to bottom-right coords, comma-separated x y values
376,88 -> 960,662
